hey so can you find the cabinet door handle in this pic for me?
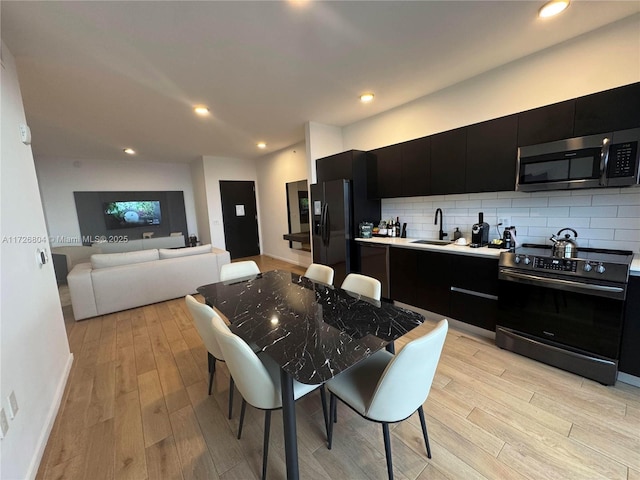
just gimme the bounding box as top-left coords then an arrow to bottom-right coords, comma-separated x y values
450,286 -> 498,301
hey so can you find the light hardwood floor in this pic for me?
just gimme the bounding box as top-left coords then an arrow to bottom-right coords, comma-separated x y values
39,255 -> 640,480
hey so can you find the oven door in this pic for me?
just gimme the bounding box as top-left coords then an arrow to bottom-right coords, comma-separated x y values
497,269 -> 625,359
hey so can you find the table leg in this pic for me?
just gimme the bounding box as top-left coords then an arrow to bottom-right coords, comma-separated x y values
280,368 -> 299,480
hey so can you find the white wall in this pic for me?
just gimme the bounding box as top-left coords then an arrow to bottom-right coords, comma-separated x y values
343,15 -> 640,150
201,156 -> 259,250
1,42 -> 72,480
190,158 -> 211,245
328,14 -> 640,253
34,157 -> 198,246
305,121 -> 344,183
255,142 -> 312,267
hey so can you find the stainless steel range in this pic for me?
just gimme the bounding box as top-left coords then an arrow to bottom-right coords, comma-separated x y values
496,243 -> 634,385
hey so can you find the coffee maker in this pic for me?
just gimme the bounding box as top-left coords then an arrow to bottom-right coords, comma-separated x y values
471,212 -> 489,247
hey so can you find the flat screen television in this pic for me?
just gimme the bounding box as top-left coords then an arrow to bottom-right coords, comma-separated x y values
103,200 -> 162,229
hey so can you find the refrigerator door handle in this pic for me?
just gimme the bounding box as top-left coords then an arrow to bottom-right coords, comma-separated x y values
321,203 -> 329,247
323,203 -> 330,246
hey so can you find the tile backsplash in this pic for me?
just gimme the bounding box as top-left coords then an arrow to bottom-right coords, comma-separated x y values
382,187 -> 640,253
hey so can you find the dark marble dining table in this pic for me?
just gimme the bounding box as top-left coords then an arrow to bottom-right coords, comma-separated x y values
197,269 -> 424,480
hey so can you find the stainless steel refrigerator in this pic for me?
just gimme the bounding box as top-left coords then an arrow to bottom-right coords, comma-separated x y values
311,179 -> 353,287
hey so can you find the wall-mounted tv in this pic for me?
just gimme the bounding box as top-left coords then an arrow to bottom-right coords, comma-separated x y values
103,200 -> 162,229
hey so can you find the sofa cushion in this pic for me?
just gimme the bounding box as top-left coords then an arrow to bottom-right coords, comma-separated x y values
158,244 -> 212,259
91,249 -> 159,269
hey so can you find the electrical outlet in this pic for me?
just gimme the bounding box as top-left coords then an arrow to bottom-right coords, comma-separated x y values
0,408 -> 8,438
498,216 -> 512,227
8,392 -> 18,419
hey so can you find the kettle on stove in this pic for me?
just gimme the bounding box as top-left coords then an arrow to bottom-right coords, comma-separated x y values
550,228 -> 578,258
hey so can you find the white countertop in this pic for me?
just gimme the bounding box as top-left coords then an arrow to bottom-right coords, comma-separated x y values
356,237 -> 640,275
356,237 -> 502,259
631,255 -> 640,276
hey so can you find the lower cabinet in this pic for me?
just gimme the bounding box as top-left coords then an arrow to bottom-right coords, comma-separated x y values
358,243 -> 390,299
389,247 -> 499,331
619,276 -> 640,377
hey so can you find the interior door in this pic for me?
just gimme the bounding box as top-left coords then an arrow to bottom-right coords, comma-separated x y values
220,180 -> 260,259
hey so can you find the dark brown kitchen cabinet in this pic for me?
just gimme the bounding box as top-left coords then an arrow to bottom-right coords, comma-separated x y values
389,247 -> 419,306
431,127 -> 467,195
465,115 -> 518,193
358,243 -> 389,299
370,144 -> 403,198
389,247 -> 499,332
316,150 -> 358,183
574,83 -> 640,136
416,250 -> 452,315
517,99 -> 576,146
401,136 -> 431,197
619,276 -> 640,377
389,247 -> 452,315
449,255 -> 499,331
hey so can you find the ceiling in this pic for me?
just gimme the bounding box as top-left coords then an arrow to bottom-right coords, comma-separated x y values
2,1 -> 639,164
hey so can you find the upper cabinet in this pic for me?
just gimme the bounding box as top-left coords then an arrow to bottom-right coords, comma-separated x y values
431,127 -> 467,195
370,143 -> 403,198
517,99 -> 576,146
574,83 -> 640,136
369,138 -> 431,198
316,150 -> 357,183
401,136 -> 431,197
466,115 -> 518,193
349,82 -> 639,199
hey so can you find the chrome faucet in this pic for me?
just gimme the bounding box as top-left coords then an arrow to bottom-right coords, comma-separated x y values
434,208 -> 447,241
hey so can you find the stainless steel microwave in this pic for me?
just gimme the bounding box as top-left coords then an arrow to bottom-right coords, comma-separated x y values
516,128 -> 640,192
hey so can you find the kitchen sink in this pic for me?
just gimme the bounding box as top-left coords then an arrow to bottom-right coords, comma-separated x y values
411,239 -> 453,246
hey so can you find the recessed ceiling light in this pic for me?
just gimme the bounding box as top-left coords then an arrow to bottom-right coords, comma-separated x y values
538,0 -> 570,18
123,148 -> 136,155
193,105 -> 210,116
257,142 -> 267,149
360,93 -> 375,103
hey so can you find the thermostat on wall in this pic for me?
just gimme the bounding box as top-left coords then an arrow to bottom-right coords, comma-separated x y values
19,123 -> 31,145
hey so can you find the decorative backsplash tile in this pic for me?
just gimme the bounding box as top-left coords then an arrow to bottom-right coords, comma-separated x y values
382,188 -> 640,253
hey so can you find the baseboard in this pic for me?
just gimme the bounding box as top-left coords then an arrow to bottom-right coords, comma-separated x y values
617,371 -> 640,388
266,253 -> 310,268
26,352 -> 74,480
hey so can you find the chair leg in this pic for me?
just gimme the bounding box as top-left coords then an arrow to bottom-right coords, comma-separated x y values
228,377 -> 234,419
328,393 -> 336,449
208,355 -> 216,395
237,399 -> 247,439
262,410 -> 271,480
417,406 -> 431,459
381,423 -> 394,480
319,386 -> 329,440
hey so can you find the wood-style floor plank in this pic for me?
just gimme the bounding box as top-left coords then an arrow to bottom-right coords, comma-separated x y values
169,405 -> 220,480
138,369 -> 173,448
144,435 -> 184,480
38,255 -> 640,480
114,389 -> 148,480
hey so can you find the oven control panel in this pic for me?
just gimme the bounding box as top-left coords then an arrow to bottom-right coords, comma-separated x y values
533,257 -> 577,272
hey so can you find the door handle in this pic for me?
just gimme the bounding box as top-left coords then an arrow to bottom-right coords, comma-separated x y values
323,204 -> 330,246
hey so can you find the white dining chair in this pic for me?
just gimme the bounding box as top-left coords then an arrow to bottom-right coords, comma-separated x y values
220,260 -> 260,281
341,273 -> 382,300
184,295 -> 237,419
326,319 -> 448,480
211,313 -> 329,480
304,263 -> 335,285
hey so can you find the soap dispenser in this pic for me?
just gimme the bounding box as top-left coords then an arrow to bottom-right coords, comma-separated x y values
453,228 -> 462,241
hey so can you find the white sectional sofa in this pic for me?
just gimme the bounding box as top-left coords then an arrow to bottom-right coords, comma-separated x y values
67,244 -> 230,320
